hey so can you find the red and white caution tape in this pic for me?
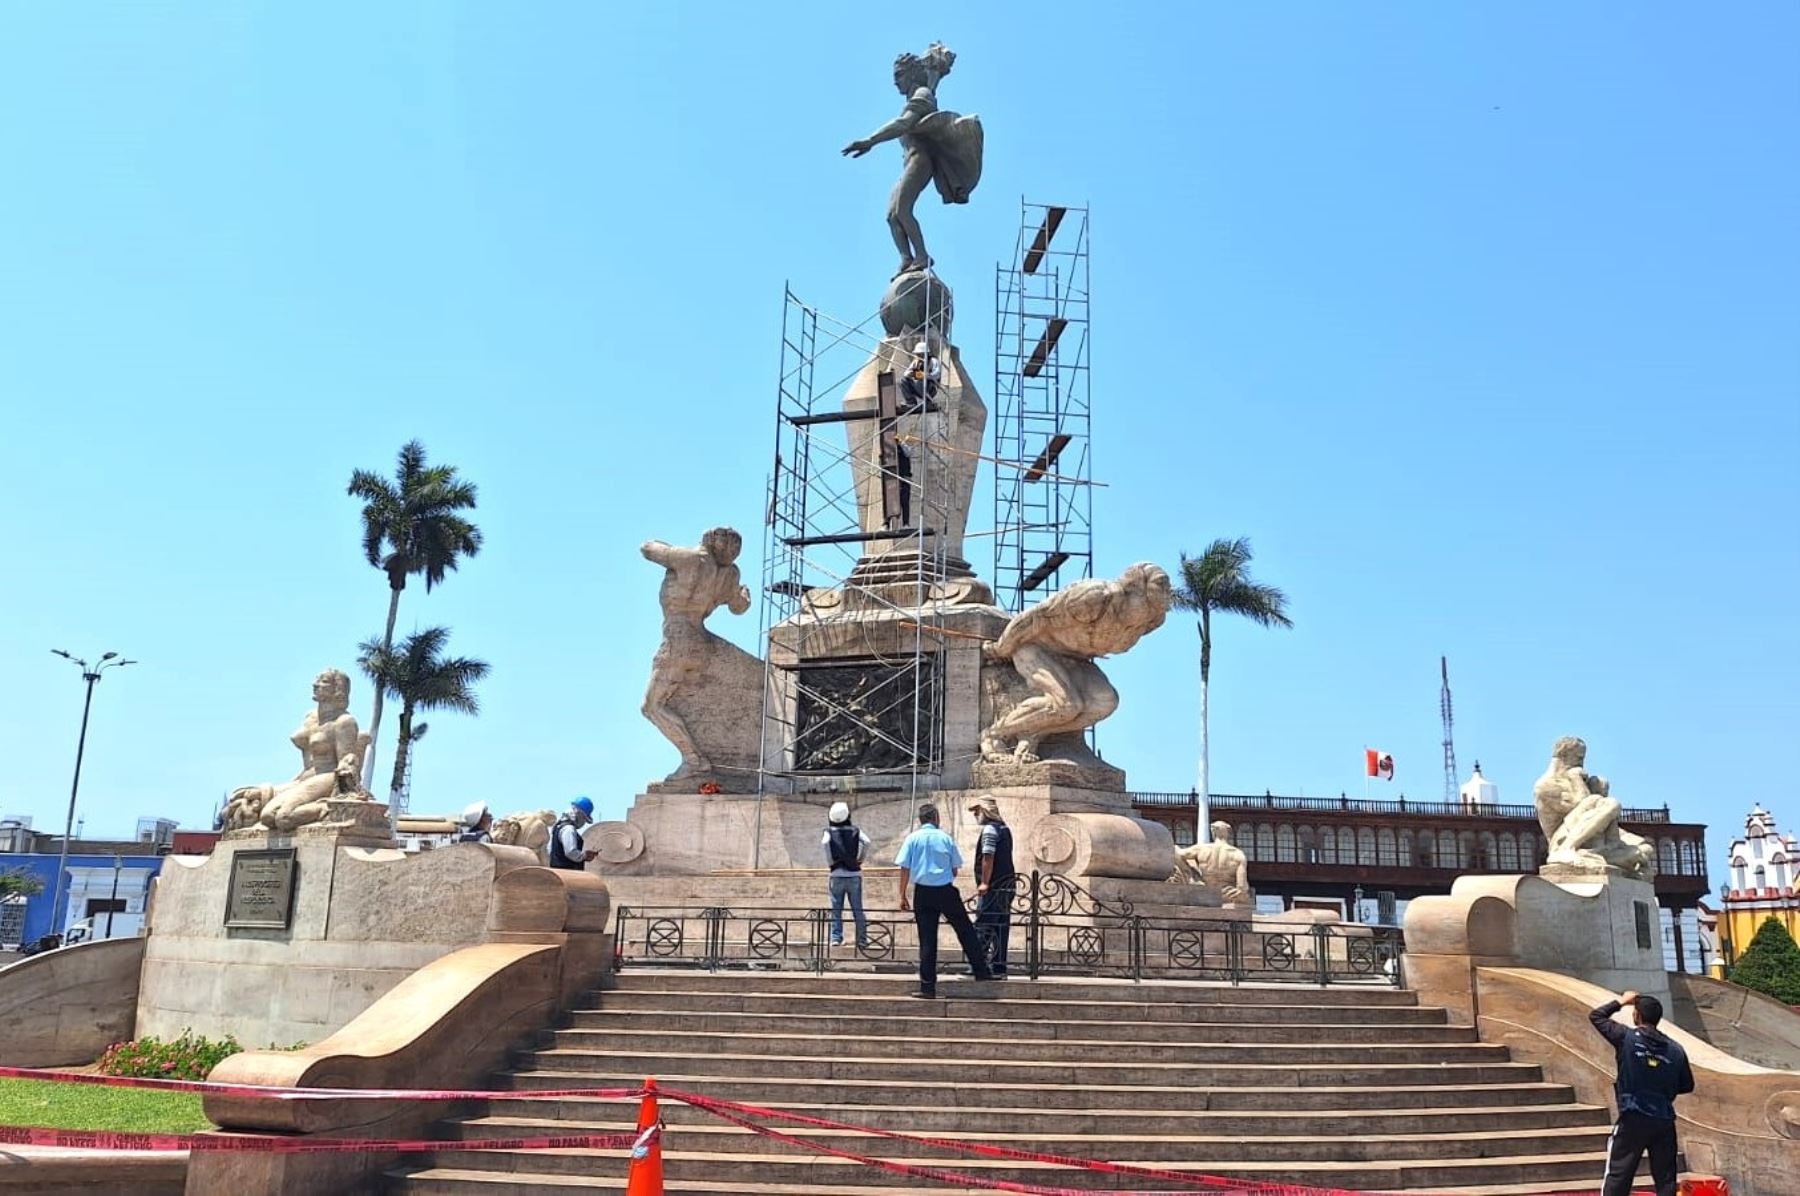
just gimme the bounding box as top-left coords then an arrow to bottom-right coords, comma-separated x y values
0,1124 -> 644,1155
0,1066 -> 641,1103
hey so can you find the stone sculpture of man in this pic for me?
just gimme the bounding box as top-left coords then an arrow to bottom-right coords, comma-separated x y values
981,563 -> 1172,763
641,529 -> 753,777
1172,821 -> 1252,906
1532,736 -> 1655,878
842,42 -> 984,278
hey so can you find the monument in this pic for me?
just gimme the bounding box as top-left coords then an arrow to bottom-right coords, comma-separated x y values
585,44 -> 1264,921
1171,821 -> 1254,908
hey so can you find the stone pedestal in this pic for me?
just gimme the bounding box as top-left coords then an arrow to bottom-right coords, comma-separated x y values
1402,868 -> 1672,1025
138,828 -> 541,1046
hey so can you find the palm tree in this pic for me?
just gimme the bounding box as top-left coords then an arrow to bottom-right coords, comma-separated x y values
357,627 -> 490,810
348,440 -> 482,786
1173,538 -> 1292,844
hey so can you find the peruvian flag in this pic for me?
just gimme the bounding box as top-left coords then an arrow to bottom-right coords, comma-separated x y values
1365,749 -> 1395,781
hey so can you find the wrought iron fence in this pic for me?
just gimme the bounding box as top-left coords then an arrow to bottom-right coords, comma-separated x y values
611,870 -> 1405,987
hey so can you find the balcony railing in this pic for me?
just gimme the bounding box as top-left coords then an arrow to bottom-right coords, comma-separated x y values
1129,790 -> 1673,824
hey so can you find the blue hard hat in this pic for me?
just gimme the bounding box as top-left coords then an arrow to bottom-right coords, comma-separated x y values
571,796 -> 595,817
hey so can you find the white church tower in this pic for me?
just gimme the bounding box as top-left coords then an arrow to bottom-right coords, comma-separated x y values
1459,761 -> 1499,813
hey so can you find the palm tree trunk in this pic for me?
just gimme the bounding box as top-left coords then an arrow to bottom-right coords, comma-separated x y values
389,705 -> 411,806
1198,611 -> 1212,844
364,583 -> 402,788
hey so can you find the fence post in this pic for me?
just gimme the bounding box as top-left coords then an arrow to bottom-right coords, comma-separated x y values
1228,922 -> 1244,986
810,909 -> 828,974
1026,870 -> 1043,980
704,908 -> 726,972
1313,925 -> 1331,986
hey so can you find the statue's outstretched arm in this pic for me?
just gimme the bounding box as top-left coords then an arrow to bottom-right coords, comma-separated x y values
843,100 -> 926,157
641,540 -> 677,566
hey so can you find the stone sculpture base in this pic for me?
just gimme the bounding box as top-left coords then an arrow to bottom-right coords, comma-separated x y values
139,828 -> 542,1046
221,797 -> 396,848
1402,867 -> 1671,1025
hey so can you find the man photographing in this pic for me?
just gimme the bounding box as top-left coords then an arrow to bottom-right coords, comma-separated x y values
1589,989 -> 1694,1196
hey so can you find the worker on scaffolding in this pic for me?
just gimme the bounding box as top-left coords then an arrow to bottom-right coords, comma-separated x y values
885,341 -> 940,531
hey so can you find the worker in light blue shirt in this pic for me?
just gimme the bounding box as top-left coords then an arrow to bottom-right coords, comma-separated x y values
894,802 -> 992,997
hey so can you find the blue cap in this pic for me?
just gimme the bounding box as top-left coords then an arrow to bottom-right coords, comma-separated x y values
571,796 -> 595,817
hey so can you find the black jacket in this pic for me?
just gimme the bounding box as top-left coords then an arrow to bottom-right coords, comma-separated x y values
1589,999 -> 1695,1121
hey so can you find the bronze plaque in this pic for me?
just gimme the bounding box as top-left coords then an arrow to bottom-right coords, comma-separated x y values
225,848 -> 298,929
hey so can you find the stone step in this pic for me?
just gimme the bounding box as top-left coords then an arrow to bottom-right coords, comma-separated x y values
503,1069 -> 1568,1112
520,1047 -> 1531,1088
543,1026 -> 1496,1064
446,1115 -> 1614,1163
593,986 -> 1430,1024
570,1005 -> 1456,1040
606,971 -> 1419,1005
385,1146 -> 1619,1191
482,1095 -> 1611,1137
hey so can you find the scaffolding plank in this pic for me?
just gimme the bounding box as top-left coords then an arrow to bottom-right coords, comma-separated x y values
1021,552 -> 1072,592
1021,207 -> 1067,275
1022,318 -> 1068,378
1023,433 -> 1073,482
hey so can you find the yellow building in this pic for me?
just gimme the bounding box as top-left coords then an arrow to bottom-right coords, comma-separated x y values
1715,805 -> 1800,972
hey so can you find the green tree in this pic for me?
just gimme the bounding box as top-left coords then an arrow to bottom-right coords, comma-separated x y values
347,441 -> 482,787
1172,538 -> 1293,843
357,626 -> 490,810
0,868 -> 45,899
1729,917 -> 1800,1005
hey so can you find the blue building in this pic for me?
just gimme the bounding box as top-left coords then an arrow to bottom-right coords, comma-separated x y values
1,817 -> 174,949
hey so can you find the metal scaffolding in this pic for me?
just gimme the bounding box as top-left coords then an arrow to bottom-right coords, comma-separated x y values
993,200 -> 1093,613
757,286 -> 953,796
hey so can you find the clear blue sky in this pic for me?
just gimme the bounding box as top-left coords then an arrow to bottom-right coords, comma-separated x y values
2,4 -> 1795,861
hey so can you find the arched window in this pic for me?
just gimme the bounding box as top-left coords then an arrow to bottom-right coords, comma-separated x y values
1298,825 -> 1318,864
1377,828 -> 1398,866
1338,827 -> 1357,863
1358,827 -> 1377,866
1658,838 -> 1678,874
1256,824 -> 1276,861
1277,824 -> 1297,863
1477,832 -> 1498,870
1458,831 -> 1478,870
1519,832 -> 1537,868
1317,827 -> 1336,864
1400,829 -> 1417,867
1680,840 -> 1701,876
1439,830 -> 1459,869
1497,833 -> 1519,872
1414,831 -> 1435,868
1172,820 -> 1196,848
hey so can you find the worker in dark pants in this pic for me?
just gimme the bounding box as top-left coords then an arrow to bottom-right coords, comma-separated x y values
894,802 -> 992,998
967,796 -> 1015,978
1590,990 -> 1694,1196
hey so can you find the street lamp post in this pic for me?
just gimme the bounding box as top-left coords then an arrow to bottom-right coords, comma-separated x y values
50,650 -> 134,938
106,854 -> 122,939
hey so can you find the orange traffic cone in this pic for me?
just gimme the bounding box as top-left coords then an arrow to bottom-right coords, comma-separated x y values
625,1075 -> 664,1195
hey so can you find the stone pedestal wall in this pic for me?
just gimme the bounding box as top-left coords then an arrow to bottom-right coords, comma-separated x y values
137,834 -> 541,1046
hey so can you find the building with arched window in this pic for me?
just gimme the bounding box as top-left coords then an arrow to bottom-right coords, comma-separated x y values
1714,806 -> 1800,969
1132,769 -> 1710,968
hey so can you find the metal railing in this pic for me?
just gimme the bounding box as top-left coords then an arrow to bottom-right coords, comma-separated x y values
1130,790 -> 1673,823
612,871 -> 1405,987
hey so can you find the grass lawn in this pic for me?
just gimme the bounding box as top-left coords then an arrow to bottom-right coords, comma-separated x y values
0,1078 -> 211,1134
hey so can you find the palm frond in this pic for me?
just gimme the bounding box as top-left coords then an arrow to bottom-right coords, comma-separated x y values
1169,537 -> 1293,628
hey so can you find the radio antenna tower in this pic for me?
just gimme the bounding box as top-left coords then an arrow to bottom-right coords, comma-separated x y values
1439,656 -> 1458,804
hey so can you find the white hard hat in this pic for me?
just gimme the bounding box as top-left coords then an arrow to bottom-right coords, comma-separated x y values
462,800 -> 489,828
828,801 -> 851,825
913,341 -> 929,355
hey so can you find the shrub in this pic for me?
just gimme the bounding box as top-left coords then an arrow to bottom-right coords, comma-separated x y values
97,1031 -> 244,1081
0,868 -> 43,899
1728,917 -> 1800,1006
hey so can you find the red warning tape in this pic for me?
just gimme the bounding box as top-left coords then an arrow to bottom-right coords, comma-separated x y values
666,1087 -> 1349,1195
669,1090 -> 1330,1196
0,1066 -> 641,1104
0,1124 -> 644,1155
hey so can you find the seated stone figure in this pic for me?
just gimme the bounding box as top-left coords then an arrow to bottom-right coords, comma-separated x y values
1532,736 -> 1654,879
981,563 -> 1171,763
491,809 -> 557,862
1171,820 -> 1252,907
224,669 -> 373,834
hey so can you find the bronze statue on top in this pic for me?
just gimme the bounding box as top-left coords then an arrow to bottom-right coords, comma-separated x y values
842,42 -> 984,279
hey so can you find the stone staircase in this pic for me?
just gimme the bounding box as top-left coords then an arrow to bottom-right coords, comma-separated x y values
385,971 -> 1629,1194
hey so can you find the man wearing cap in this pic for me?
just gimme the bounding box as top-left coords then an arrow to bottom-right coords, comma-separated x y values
821,801 -> 872,950
968,797 -> 1015,978
895,802 -> 992,997
549,796 -> 600,870
456,801 -> 494,844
